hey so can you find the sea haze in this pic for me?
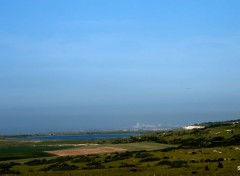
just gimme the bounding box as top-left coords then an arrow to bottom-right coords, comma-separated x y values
0,1 -> 240,134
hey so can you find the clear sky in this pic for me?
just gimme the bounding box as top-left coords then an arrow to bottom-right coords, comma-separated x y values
0,0 -> 240,134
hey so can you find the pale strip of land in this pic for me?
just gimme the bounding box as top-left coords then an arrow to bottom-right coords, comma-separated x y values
46,142 -> 175,156
46,147 -> 127,156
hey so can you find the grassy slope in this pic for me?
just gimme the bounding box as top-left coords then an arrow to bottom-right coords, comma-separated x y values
1,119 -> 240,175
105,142 -> 175,151
9,145 -> 240,176
0,140 -> 76,161
53,142 -> 175,151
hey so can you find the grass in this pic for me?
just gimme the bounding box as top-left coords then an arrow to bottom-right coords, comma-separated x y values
0,142 -> 173,162
0,119 -> 239,175
99,142 -> 175,151
0,141 -> 74,161
6,145 -> 240,176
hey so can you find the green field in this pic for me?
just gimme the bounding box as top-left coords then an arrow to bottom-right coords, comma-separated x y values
0,142 -> 174,163
0,144 -> 71,161
100,142 -> 175,151
2,145 -> 240,176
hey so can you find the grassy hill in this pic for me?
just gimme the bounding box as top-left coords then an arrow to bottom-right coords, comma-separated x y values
0,119 -> 239,175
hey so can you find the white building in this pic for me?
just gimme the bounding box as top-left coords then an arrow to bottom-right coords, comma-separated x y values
183,125 -> 205,130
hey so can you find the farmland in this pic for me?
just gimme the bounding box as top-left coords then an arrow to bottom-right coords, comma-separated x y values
0,119 -> 240,175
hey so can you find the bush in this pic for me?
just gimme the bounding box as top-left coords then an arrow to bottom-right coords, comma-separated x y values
218,163 -> 223,168
25,159 -> 47,166
47,156 -> 73,163
156,160 -> 172,166
205,159 -> 218,162
0,162 -> 21,174
130,168 -> 137,172
71,156 -> 92,163
0,163 -> 12,171
87,160 -> 102,166
0,169 -> 21,174
135,152 -> 152,158
218,158 -> 224,161
109,152 -> 133,161
119,163 -> 136,168
140,157 -> 161,162
82,164 -> 105,170
170,160 -> 188,168
162,156 -> 169,159
190,159 -> 196,163
40,163 -> 78,171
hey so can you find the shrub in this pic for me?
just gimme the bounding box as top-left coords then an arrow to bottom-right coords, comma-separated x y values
218,158 -> 224,161
205,159 -> 218,162
82,165 -> 105,170
218,162 -> 223,168
119,163 -> 136,168
190,159 -> 196,163
135,152 -> 152,158
162,156 -> 169,159
40,163 -> 78,171
0,162 -> 21,174
130,168 -> 137,172
71,156 -> 92,163
170,160 -> 188,168
140,157 -> 161,162
0,163 -> 12,171
156,160 -> 172,166
110,151 -> 133,161
87,160 -> 102,166
47,156 -> 73,163
0,169 -> 21,174
25,159 -> 47,166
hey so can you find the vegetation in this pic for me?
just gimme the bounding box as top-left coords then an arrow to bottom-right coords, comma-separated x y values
0,119 -> 239,175
0,144 -> 73,161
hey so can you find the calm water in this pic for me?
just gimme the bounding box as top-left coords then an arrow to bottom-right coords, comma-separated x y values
9,133 -> 141,141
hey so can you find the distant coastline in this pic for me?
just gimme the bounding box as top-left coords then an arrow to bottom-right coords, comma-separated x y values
6,132 -> 142,141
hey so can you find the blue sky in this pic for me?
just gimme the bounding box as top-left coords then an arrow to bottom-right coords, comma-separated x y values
0,0 -> 240,134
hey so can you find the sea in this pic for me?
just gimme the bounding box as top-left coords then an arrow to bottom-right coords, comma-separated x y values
8,133 -> 141,141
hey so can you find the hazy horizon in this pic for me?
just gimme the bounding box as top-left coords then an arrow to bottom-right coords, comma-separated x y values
1,0 -> 240,134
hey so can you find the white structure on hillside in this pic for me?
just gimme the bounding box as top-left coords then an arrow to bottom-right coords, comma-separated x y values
183,125 -> 205,130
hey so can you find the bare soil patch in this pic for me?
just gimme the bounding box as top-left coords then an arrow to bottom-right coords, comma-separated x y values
46,147 -> 127,156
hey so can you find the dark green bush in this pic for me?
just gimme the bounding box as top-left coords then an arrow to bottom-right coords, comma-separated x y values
25,159 -> 47,166
156,160 -> 172,166
140,157 -> 161,162
71,156 -> 92,163
0,162 -> 21,174
170,160 -> 188,168
119,163 -> 136,168
135,152 -> 152,158
40,163 -> 78,171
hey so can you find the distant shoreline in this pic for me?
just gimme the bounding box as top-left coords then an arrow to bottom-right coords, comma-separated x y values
0,130 -> 158,139
5,132 -> 143,141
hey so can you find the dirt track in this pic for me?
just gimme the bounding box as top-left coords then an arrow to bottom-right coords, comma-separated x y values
46,147 -> 127,156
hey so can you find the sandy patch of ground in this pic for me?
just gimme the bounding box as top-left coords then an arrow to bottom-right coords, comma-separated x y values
46,147 -> 127,156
